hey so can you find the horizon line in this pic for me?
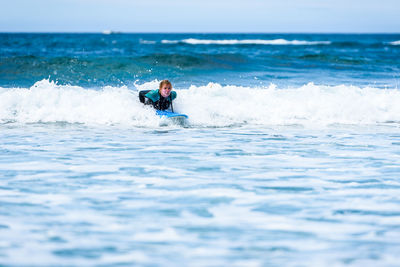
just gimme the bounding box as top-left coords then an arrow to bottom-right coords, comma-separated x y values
1,31 -> 400,34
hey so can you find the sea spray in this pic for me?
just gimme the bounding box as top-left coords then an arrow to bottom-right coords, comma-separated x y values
1,79 -> 400,127
174,82 -> 400,127
0,80 -> 158,126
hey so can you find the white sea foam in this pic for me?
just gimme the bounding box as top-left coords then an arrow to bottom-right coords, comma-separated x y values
178,82 -> 400,127
161,38 -> 331,45
1,79 -> 400,127
389,40 -> 400,45
0,79 -> 159,127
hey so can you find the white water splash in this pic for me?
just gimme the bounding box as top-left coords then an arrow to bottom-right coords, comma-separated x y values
1,80 -> 400,127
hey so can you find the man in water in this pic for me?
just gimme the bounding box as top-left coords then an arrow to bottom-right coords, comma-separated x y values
139,80 -> 177,111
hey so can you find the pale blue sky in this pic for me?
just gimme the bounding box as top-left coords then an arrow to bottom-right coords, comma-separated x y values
1,0 -> 399,33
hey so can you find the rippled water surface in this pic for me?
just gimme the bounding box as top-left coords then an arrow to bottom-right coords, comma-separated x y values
2,33 -> 400,88
1,123 -> 400,266
2,33 -> 400,266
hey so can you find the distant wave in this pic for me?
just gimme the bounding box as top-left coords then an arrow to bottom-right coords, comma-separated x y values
161,38 -> 331,45
1,80 -> 400,127
139,40 -> 156,44
389,40 -> 400,45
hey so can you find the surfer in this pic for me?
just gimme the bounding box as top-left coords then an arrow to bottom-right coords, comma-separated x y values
139,80 -> 177,111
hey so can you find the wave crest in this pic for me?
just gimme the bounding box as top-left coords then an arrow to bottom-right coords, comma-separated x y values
1,80 -> 400,127
179,83 -> 400,127
0,80 -> 159,127
161,38 -> 331,45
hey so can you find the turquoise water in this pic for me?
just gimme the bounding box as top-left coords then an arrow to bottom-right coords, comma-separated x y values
1,34 -> 400,266
1,33 -> 400,88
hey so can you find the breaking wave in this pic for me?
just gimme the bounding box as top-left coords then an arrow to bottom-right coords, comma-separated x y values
1,79 -> 400,128
161,38 -> 331,45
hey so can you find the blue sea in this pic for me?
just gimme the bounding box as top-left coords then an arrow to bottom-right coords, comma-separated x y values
1,33 -> 400,267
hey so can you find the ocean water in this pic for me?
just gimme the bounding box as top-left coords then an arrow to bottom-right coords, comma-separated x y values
1,33 -> 400,266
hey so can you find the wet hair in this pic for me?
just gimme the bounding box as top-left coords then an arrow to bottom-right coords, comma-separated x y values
159,80 -> 172,89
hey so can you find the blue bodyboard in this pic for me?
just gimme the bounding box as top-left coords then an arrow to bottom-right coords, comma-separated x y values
156,110 -> 188,119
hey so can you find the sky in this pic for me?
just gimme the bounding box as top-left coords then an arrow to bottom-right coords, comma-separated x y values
1,0 -> 399,33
